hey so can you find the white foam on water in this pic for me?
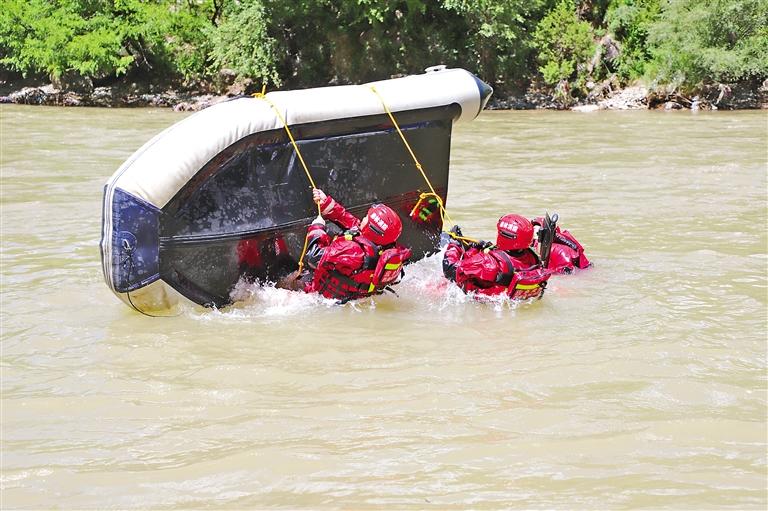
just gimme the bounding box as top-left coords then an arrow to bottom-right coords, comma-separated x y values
191,282 -> 336,322
192,247 -> 532,321
397,248 -> 530,313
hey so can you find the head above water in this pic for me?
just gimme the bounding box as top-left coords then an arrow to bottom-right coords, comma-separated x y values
360,204 -> 402,245
496,214 -> 533,251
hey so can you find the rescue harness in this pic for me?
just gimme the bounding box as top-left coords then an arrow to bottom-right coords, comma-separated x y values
316,231 -> 408,302
458,247 -> 550,300
492,249 -> 549,300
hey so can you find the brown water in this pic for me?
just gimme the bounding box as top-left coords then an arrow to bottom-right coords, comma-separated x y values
1,105 -> 766,509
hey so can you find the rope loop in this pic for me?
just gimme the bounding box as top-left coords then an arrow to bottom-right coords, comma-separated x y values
253,89 -> 320,273
367,85 -> 477,242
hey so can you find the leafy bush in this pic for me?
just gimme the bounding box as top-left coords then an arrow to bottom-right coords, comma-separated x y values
0,0 -> 764,98
441,0 -> 547,92
604,0 -> 660,80
0,0 -> 214,82
0,0 -> 132,79
208,2 -> 280,87
195,0 -> 550,94
532,0 -> 596,95
647,0 -> 768,90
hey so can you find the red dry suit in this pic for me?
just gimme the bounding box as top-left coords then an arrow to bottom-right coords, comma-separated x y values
531,218 -> 591,274
236,236 -> 292,278
304,195 -> 412,301
442,240 -> 550,300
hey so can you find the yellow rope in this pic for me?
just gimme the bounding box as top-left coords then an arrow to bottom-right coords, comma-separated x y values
253,91 -> 319,191
251,85 -> 478,276
253,90 -> 321,272
368,85 -> 477,245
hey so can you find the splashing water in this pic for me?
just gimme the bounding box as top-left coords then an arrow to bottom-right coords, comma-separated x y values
214,247 -> 533,322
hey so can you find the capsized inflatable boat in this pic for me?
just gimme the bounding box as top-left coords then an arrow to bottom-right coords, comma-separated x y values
100,66 -> 492,312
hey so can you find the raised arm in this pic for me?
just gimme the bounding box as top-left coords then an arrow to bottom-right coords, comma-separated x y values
313,188 -> 360,231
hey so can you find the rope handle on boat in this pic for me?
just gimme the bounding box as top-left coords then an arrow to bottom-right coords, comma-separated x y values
252,88 -> 320,273
121,239 -> 180,318
367,86 -> 477,245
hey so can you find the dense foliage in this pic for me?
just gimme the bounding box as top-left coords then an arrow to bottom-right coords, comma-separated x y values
1,0 -> 765,98
648,0 -> 768,90
533,0 -> 596,94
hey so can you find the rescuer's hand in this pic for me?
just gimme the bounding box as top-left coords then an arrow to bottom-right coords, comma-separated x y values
312,214 -> 326,226
440,231 -> 459,248
470,240 -> 493,250
312,188 -> 327,204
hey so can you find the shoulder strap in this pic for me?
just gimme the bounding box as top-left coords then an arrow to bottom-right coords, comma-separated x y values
492,250 -> 516,286
529,247 -> 542,266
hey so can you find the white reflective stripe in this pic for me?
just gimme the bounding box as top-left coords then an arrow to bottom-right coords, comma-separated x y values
321,198 -> 336,215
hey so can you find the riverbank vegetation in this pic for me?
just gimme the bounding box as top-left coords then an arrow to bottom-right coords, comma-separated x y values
1,0 -> 766,108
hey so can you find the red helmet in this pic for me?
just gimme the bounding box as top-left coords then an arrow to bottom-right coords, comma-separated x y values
360,204 -> 402,245
496,214 -> 533,250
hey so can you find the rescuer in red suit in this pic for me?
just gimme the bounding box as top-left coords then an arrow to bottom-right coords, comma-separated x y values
296,188 -> 412,302
530,217 -> 591,274
442,214 -> 551,300
236,235 -> 293,281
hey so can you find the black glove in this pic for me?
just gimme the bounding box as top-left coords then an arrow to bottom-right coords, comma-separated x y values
305,241 -> 324,269
439,231 -> 459,248
470,240 -> 493,250
449,224 -> 463,238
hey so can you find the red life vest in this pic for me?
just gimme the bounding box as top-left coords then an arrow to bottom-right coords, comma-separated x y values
456,248 -> 550,300
314,233 -> 411,302
409,195 -> 441,226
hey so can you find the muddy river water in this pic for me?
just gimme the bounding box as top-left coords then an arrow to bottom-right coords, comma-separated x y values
1,105 -> 766,508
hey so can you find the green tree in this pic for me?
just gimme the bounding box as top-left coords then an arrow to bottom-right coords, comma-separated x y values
208,1 -> 280,86
604,0 -> 660,80
0,0 -> 131,79
258,0 -> 460,88
2,0 -> 765,99
0,0 -> 216,82
647,0 -> 768,90
532,0 -> 596,95
204,0 -> 548,94
441,0 -> 547,92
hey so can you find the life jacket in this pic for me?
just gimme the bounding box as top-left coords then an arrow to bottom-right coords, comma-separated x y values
456,247 -> 550,300
409,195 -> 441,226
314,232 -> 410,302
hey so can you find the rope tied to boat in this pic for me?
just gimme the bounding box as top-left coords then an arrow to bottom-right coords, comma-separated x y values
367,85 -> 477,245
121,238 -> 180,317
253,88 -> 320,273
